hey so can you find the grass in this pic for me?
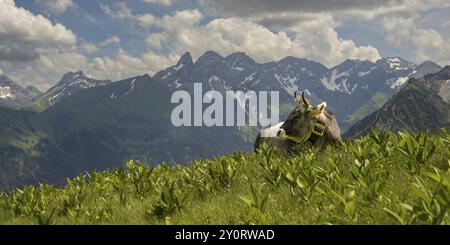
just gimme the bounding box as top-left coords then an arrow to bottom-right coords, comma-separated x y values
0,129 -> 449,225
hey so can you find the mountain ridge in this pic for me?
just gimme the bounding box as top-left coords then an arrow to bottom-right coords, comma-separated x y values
345,66 -> 450,138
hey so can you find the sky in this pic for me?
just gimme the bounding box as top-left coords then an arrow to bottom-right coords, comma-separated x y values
0,0 -> 449,91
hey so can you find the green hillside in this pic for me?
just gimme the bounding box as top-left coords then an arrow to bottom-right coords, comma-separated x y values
345,92 -> 389,126
346,66 -> 450,138
346,77 -> 450,138
0,75 -> 251,191
1,129 -> 449,225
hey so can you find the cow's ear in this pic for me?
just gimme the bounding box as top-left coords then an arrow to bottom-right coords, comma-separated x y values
317,102 -> 327,113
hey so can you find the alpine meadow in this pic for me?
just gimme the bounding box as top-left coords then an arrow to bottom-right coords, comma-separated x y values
1,129 -> 449,224
1,0 -> 450,229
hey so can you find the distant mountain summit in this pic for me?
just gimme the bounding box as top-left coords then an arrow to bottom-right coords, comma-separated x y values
153,51 -> 441,131
0,74 -> 41,107
32,71 -> 111,109
410,60 -> 442,79
345,66 -> 450,138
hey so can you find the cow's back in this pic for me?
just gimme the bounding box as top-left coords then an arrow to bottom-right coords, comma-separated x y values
254,122 -> 286,152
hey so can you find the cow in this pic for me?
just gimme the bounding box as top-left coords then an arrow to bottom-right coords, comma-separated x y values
254,91 -> 342,152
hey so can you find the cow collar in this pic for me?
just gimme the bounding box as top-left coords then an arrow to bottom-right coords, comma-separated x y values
280,121 -> 326,144
308,121 -> 326,143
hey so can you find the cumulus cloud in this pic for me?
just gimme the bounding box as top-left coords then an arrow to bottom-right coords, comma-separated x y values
91,49 -> 178,79
9,49 -> 89,89
80,41 -> 98,54
142,10 -> 380,67
0,0 -> 76,62
8,47 -> 178,90
141,0 -> 173,6
98,36 -> 121,47
0,0 -> 76,45
92,3 -> 374,67
101,3 -> 380,66
145,32 -> 167,49
383,16 -> 450,65
100,2 -> 134,20
5,0 -> 448,91
444,20 -> 450,28
0,44 -> 40,61
1,2 -> 179,89
37,0 -> 74,15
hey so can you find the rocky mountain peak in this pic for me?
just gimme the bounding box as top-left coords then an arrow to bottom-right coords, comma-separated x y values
177,52 -> 194,66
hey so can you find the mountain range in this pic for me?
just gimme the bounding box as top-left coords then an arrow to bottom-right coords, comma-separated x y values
1,51 -> 442,129
152,52 -> 441,130
0,51 -> 446,191
346,66 -> 450,137
0,74 -> 41,108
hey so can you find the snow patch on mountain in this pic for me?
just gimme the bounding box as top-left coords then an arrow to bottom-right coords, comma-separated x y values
0,86 -> 13,99
174,63 -> 184,71
321,70 -> 349,91
390,76 -> 409,89
386,57 -> 415,71
124,78 -> 136,96
162,72 -> 172,80
341,79 -> 358,94
273,73 -> 298,96
241,72 -> 256,84
358,66 -> 376,77
174,79 -> 182,88
110,78 -> 136,99
49,93 -> 61,105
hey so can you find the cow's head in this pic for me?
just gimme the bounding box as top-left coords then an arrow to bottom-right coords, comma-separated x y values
279,91 -> 326,143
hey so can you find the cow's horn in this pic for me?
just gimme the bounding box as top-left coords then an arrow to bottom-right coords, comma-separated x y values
302,91 -> 310,106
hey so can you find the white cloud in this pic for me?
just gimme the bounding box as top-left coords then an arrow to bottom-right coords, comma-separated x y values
0,43 -> 40,61
0,0 -> 76,45
143,10 -> 380,67
137,9 -> 203,28
9,49 -> 89,90
383,16 -> 450,65
103,3 -> 203,29
101,4 -> 380,66
443,20 -> 450,28
145,33 -> 167,49
80,41 -> 98,54
142,0 -> 173,6
0,68 -> 3,75
98,36 -> 121,47
286,15 -> 381,66
100,2 -> 133,20
37,0 -> 74,15
90,49 -> 178,80
8,47 -> 178,90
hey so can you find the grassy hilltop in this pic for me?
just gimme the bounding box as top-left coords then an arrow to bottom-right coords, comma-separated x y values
0,129 -> 449,225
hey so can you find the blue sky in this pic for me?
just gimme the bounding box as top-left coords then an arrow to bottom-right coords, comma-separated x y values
0,0 -> 449,90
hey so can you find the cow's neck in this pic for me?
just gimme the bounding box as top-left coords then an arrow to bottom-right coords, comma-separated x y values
307,121 -> 326,143
282,120 -> 326,145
